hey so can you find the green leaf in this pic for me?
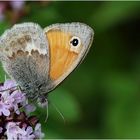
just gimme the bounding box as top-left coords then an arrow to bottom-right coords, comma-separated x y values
0,21 -> 10,35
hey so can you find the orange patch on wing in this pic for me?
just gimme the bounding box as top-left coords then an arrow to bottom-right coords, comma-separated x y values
46,30 -> 78,80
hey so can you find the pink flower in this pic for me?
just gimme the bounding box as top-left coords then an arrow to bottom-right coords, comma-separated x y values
25,104 -> 36,114
1,79 -> 17,90
6,122 -> 26,140
0,79 -> 17,98
7,90 -> 26,114
0,2 -> 5,21
10,0 -> 25,11
0,79 -> 45,139
10,90 -> 26,104
0,1 -> 26,23
20,126 -> 35,139
0,127 -> 3,133
6,122 -> 44,139
0,102 -> 10,116
0,80 -> 27,113
0,80 -> 26,115
34,123 -> 45,139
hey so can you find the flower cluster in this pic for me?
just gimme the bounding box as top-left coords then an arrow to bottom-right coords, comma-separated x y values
0,1 -> 25,24
0,80 -> 44,139
0,1 -> 49,24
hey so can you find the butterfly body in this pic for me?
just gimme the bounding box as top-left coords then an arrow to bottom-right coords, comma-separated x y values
0,22 -> 94,103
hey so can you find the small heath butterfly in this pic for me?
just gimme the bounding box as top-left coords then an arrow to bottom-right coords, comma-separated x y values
0,22 -> 94,104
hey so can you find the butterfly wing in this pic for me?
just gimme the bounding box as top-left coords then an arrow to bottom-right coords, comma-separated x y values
0,22 -> 94,99
44,22 -> 94,91
0,23 -> 50,99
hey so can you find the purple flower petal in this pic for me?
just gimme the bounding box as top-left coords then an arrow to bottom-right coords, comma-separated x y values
0,2 -> 5,22
0,80 -> 44,139
21,126 -> 35,139
0,102 -> 10,116
12,90 -> 26,103
2,91 -> 10,102
34,123 -> 45,138
6,122 -> 27,139
25,104 -> 36,113
10,0 -> 25,11
13,104 -> 20,115
3,79 -> 17,90
0,127 -> 3,133
35,123 -> 41,131
2,107 -> 10,116
26,126 -> 33,135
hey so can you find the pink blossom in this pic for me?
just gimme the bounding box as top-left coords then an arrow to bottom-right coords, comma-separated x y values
0,2 -> 5,21
34,123 -> 45,139
20,126 -> 35,139
25,104 -> 36,114
0,127 -> 3,133
6,122 -> 27,140
0,102 -> 10,116
0,79 -> 45,139
3,79 -> 17,90
10,0 -> 25,11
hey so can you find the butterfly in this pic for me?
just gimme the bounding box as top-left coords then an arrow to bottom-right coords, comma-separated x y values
0,22 -> 94,104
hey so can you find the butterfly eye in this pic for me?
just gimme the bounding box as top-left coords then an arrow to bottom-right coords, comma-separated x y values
69,36 -> 81,48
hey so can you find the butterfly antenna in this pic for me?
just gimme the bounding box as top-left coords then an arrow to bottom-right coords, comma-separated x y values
51,102 -> 66,124
45,103 -> 49,123
36,95 -> 49,123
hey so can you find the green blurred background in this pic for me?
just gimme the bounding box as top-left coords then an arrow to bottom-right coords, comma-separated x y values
1,1 -> 140,139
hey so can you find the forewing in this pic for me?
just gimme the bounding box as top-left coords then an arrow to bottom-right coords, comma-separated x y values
44,22 -> 94,91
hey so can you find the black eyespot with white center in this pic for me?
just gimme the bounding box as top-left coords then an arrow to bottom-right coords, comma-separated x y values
71,38 -> 78,46
69,36 -> 81,48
